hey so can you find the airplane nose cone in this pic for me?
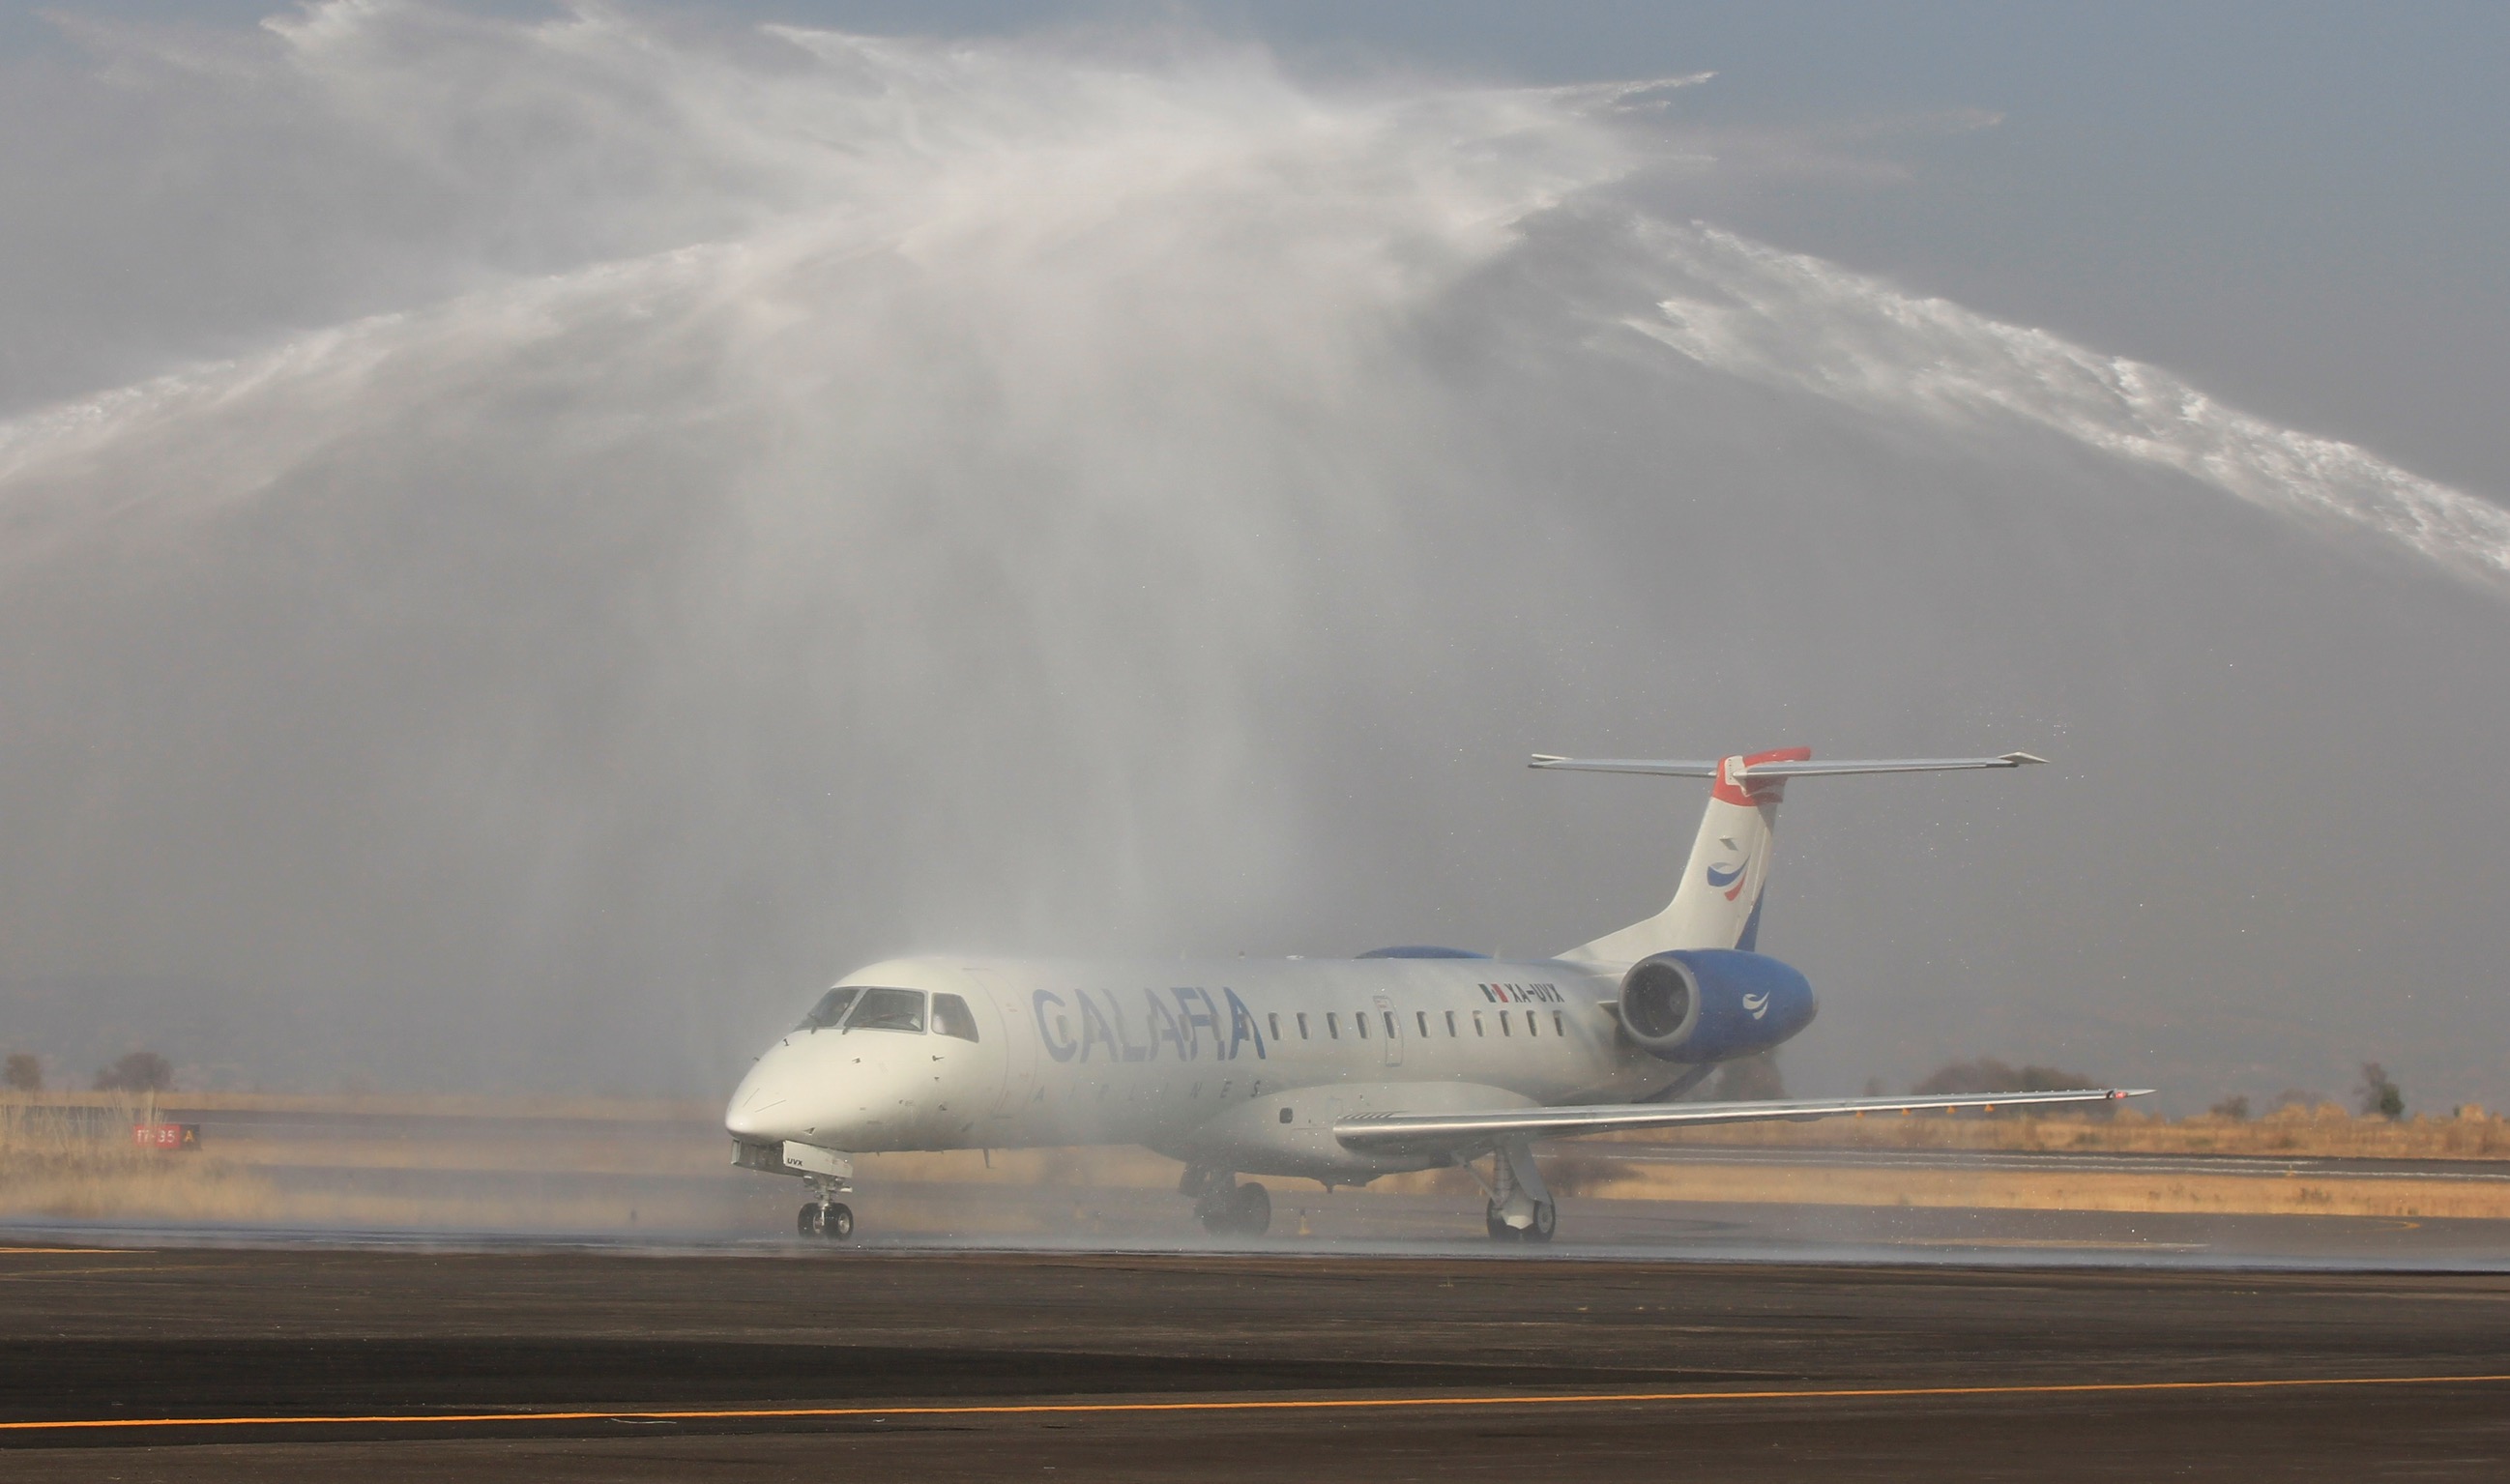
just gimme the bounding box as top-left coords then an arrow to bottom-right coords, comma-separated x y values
723,1096 -> 780,1141
724,1053 -> 798,1141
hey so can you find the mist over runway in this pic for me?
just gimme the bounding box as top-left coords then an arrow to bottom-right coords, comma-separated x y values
0,4 -> 2505,1115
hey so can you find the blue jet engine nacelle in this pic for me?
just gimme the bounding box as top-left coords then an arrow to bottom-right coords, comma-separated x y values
1617,948 -> 1818,1063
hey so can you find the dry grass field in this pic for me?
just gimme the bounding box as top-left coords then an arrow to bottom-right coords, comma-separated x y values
6,1091 -> 2508,1229
11,1090 -> 2504,1155
1621,1100 -> 2510,1160
0,1095 -> 277,1222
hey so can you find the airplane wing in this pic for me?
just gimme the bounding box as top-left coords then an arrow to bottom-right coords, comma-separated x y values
1333,1086 -> 2146,1156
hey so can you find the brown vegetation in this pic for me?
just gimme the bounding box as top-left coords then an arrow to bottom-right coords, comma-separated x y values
1528,1152 -> 2510,1221
2,1089 -> 715,1120
1610,1102 -> 2510,1160
0,1093 -> 272,1221
5,1091 -> 2507,1230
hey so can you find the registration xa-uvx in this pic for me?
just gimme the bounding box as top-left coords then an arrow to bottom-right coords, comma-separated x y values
725,747 -> 2145,1240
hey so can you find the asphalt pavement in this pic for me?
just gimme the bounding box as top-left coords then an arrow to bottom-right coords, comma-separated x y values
5,1240 -> 2508,1480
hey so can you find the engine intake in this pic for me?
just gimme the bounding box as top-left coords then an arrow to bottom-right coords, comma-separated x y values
1618,949 -> 1817,1063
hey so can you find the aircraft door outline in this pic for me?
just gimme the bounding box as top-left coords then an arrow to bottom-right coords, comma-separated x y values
961,967 -> 1034,1119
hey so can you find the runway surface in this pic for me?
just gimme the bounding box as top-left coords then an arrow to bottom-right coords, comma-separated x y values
6,1240 -> 2509,1480
15,1194 -> 2510,1268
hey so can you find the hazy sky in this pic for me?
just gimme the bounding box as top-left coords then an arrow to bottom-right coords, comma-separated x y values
570,0 -> 2510,496
0,2 -> 2503,1114
6,1 -> 2505,489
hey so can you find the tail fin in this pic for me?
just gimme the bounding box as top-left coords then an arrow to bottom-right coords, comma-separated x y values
1533,748 -> 2044,968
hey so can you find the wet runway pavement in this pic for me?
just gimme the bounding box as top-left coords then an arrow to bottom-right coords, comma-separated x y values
5,1240 -> 2508,1480
15,1181 -> 2510,1268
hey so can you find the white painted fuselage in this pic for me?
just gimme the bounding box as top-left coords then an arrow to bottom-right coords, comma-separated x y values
724,954 -> 1658,1181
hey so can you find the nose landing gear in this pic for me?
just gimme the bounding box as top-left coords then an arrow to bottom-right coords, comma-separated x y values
799,1200 -> 856,1240
798,1169 -> 857,1241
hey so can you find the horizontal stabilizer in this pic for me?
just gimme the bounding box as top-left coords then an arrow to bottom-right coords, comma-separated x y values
1335,1086 -> 2145,1154
1529,752 -> 2046,778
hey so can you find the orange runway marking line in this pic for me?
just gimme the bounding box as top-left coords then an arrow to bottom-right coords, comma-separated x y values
9,1374 -> 2510,1434
0,1266 -> 219,1280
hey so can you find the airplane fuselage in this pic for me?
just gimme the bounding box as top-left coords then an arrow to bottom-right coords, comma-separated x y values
725,952 -> 1672,1182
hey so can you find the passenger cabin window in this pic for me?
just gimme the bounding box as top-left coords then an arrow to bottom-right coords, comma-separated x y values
1500,1011 -> 1511,1036
1269,1013 -> 1282,1042
797,986 -> 861,1032
1445,1010 -> 1457,1036
1526,1010 -> 1537,1037
1416,1010 -> 1429,1037
844,986 -> 927,1033
1327,1013 -> 1340,1039
1297,1013 -> 1310,1039
1473,1011 -> 1485,1036
1553,1010 -> 1565,1036
1356,1013 -> 1369,1040
931,992 -> 979,1042
1385,1011 -> 1398,1037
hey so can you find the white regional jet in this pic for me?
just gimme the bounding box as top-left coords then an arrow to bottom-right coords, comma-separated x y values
726,748 -> 2146,1241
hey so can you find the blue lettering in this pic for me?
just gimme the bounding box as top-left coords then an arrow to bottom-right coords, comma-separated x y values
1144,990 -> 1186,1062
1174,988 -> 1217,1061
1222,987 -> 1267,1062
1107,992 -> 1150,1062
1196,988 -> 1231,1061
1034,991 -> 1076,1063
1078,994 -> 1119,1063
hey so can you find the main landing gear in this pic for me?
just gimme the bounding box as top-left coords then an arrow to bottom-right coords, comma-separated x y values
1484,1198 -> 1556,1243
1182,1166 -> 1271,1237
1470,1138 -> 1558,1244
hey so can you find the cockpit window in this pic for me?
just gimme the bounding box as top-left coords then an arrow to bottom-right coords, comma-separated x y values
931,992 -> 979,1043
797,986 -> 861,1032
842,986 -> 927,1033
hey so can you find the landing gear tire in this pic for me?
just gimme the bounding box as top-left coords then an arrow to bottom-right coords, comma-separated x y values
1196,1180 -> 1270,1237
1233,1182 -> 1270,1237
800,1201 -> 857,1241
1486,1200 -> 1556,1242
